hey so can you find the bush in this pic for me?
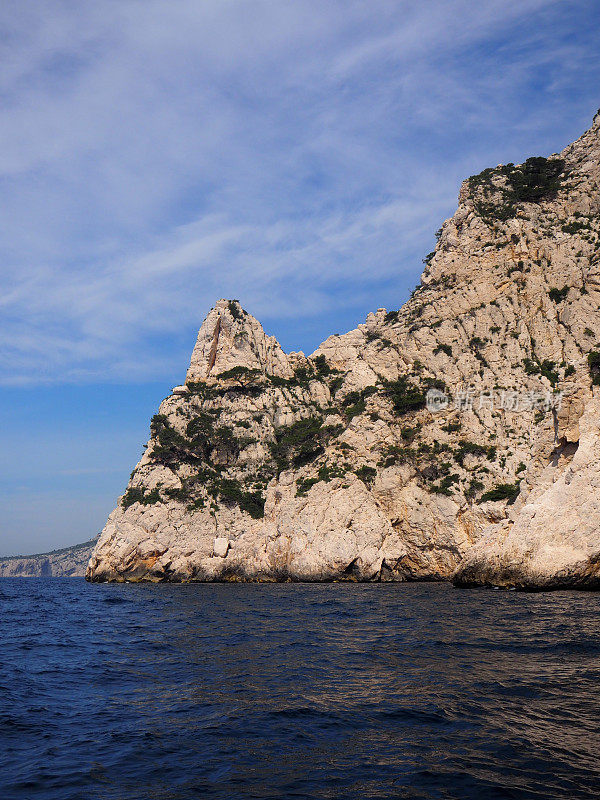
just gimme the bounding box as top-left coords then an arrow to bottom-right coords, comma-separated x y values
562,220 -> 588,235
185,380 -> 214,398
216,366 -> 261,386
430,473 -> 459,495
122,486 -> 161,510
469,157 -> 565,222
400,426 -> 419,443
523,357 -> 540,375
507,157 -> 565,203
313,354 -> 331,377
434,344 -> 452,357
474,201 -> 515,222
292,366 -> 313,386
442,421 -> 461,433
523,357 -> 558,386
480,482 -> 521,503
269,375 -> 293,388
378,445 -> 417,468
270,417 -> 341,473
228,300 -> 243,320
318,463 -> 347,481
185,412 -> 217,460
588,351 -> 600,385
296,477 -> 320,497
465,479 -> 484,500
539,360 -> 559,386
214,478 -> 265,518
383,377 -> 426,415
296,463 -> 348,496
549,286 -> 569,303
328,375 -> 344,396
341,386 -> 377,419
151,416 -> 199,467
454,440 -> 492,466
355,465 -> 377,485
212,426 -> 240,464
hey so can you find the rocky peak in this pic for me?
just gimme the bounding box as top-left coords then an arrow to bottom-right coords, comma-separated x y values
88,110 -> 600,590
186,299 -> 294,383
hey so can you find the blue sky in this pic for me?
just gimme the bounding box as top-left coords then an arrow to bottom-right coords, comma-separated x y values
1,0 -> 599,555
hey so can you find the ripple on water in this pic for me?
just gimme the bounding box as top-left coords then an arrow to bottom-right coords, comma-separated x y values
0,580 -> 599,799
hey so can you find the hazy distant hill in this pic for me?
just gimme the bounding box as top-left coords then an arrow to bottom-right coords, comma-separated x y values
0,538 -> 97,577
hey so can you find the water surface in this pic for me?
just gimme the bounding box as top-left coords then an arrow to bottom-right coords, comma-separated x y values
1,579 -> 599,799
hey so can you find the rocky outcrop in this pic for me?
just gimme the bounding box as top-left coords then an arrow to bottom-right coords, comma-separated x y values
1,539 -> 97,577
454,395 -> 600,589
87,112 -> 600,589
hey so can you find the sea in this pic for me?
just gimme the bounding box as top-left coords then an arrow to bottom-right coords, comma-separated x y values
1,579 -> 599,799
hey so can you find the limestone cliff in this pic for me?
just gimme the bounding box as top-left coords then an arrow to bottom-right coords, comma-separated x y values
87,112 -> 600,589
1,539 -> 97,577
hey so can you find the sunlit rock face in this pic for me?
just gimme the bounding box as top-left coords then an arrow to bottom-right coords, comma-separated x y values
88,113 -> 600,589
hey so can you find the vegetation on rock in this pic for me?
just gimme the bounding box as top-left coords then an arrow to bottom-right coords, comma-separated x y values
479,482 -> 521,503
469,156 -> 566,222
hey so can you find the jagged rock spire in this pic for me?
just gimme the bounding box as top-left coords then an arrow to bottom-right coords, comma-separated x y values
186,299 -> 294,382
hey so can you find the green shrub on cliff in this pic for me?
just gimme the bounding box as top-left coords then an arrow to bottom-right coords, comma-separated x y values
151,416 -> 198,467
549,286 -> 569,303
227,300 -> 243,319
469,156 -> 566,222
383,377 -> 426,415
122,486 -> 161,510
313,354 -> 332,377
270,417 -> 342,474
588,351 -> 600,385
355,465 -> 377,485
216,366 -> 262,386
479,482 -> 520,503
507,157 -> 565,203
212,477 -> 265,518
340,386 -> 377,419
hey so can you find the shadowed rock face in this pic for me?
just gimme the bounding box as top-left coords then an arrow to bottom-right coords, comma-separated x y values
0,539 -> 97,577
87,113 -> 600,590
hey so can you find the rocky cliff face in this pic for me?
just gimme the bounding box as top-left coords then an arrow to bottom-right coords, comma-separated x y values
87,113 -> 600,589
1,539 -> 97,577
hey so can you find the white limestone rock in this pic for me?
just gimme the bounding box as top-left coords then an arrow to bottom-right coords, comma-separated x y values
87,112 -> 600,590
213,537 -> 230,558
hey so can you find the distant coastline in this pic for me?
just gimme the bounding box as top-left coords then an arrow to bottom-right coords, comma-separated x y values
0,538 -> 97,577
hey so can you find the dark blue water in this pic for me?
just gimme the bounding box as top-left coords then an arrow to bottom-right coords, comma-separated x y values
1,581 -> 599,800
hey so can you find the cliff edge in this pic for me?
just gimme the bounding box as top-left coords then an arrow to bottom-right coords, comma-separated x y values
87,112 -> 600,589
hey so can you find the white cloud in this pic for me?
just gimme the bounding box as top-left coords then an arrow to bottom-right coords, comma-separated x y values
0,0 -> 597,383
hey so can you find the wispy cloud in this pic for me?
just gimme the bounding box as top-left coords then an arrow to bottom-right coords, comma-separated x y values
0,0 -> 598,383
